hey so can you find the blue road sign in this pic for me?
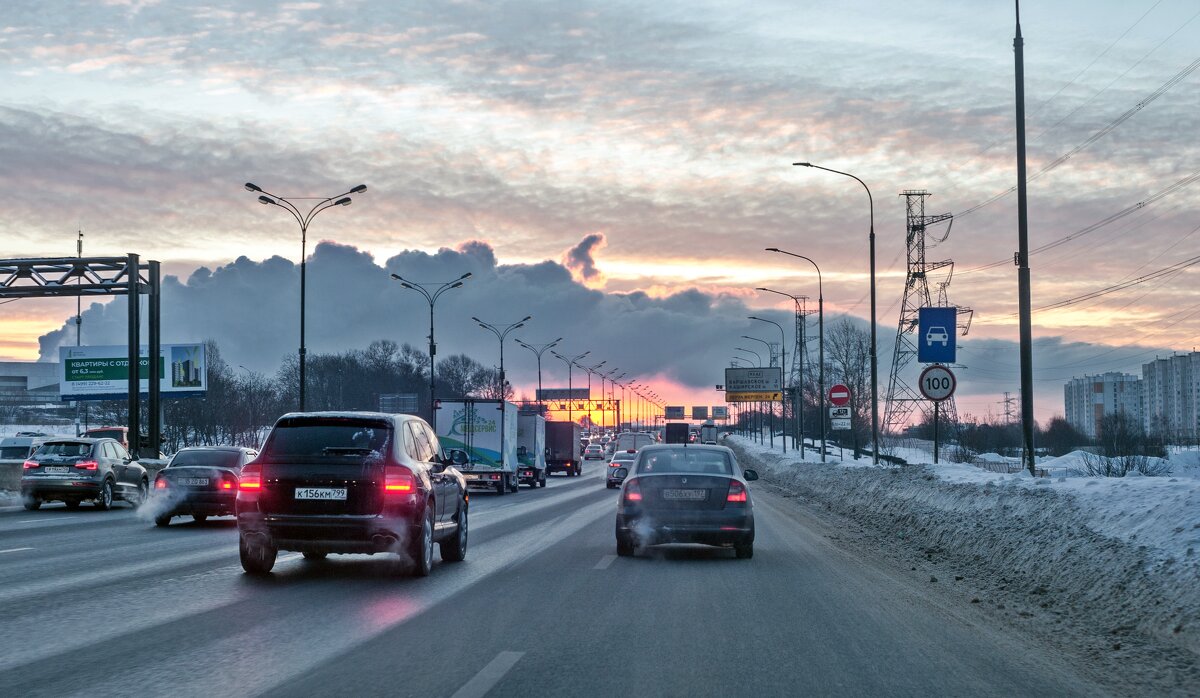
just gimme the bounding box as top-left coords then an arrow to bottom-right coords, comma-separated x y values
918,306 -> 957,363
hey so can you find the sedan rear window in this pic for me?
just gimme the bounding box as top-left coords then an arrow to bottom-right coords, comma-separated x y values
637,449 -> 732,475
263,418 -> 393,459
170,450 -> 242,468
35,442 -> 93,458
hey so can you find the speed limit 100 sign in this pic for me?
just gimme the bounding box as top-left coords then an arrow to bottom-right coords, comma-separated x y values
919,365 -> 956,401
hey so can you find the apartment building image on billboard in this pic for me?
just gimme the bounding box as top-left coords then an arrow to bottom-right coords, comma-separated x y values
171,346 -> 203,388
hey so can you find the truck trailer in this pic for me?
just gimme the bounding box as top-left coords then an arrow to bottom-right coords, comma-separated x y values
545,421 -> 582,477
517,413 -> 547,488
434,399 -> 520,495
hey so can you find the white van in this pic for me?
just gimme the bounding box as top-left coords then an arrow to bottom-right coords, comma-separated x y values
613,432 -> 655,456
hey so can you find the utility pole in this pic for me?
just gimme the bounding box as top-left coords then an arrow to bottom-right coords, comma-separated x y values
1014,1 -> 1037,475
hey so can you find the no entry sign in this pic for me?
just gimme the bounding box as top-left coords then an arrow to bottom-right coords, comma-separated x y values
828,384 -> 851,406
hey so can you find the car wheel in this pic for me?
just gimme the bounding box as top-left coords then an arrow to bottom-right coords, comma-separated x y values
606,482 -> 615,489
616,534 -> 635,557
192,514 -> 208,523
240,535 -> 277,575
132,480 -> 149,507
575,463 -> 582,476
440,500 -> 468,562
94,479 -> 114,510
302,551 -> 327,561
735,542 -> 754,559
539,471 -> 547,488
154,514 -> 171,527
495,479 -> 505,495
511,474 -> 521,493
408,506 -> 434,577
64,499 -> 82,509
22,495 -> 41,511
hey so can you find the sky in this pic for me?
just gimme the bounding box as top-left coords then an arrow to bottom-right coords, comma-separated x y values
2,0 -> 1198,425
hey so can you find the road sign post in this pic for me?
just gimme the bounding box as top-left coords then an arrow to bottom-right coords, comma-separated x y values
918,365 -> 956,464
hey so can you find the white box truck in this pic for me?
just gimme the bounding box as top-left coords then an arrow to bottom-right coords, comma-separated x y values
516,413 -> 547,489
435,399 -> 520,495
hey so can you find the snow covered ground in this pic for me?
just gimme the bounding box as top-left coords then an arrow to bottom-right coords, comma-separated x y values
728,434 -> 1200,689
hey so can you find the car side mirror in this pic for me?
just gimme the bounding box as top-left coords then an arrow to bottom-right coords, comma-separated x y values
742,469 -> 759,481
447,449 -> 470,466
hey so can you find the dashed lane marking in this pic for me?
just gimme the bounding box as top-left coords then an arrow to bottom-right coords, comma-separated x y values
0,548 -> 34,555
593,554 -> 616,570
451,651 -> 525,698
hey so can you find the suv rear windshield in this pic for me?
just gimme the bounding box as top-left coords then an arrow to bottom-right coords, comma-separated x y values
170,450 -> 242,468
637,449 -> 733,475
1,446 -> 32,459
263,417 -> 393,459
35,442 -> 94,458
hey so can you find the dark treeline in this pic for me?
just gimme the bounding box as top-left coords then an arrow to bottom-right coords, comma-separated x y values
84,339 -> 511,452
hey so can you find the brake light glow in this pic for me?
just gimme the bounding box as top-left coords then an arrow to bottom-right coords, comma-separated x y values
23,460 -> 38,469
75,460 -> 99,471
726,481 -> 748,503
384,466 -> 416,492
220,481 -> 234,490
154,478 -> 168,489
239,464 -> 261,491
623,479 -> 642,502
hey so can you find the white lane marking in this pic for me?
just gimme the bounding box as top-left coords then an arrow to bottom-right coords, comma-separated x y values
451,651 -> 525,698
17,517 -> 76,524
594,554 -> 616,570
0,547 -> 33,554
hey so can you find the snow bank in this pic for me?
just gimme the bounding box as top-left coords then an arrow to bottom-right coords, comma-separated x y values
729,435 -> 1200,665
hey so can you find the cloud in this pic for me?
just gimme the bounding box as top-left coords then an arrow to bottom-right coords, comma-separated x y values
562,233 -> 605,282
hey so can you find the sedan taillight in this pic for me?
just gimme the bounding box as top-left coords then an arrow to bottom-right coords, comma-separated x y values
75,460 -> 99,470
726,480 -> 748,504
623,479 -> 643,503
154,477 -> 168,490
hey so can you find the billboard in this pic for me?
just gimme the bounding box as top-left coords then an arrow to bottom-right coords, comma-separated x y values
59,344 -> 207,400
537,388 -> 591,400
712,406 -> 729,419
691,406 -> 709,420
664,406 -> 685,420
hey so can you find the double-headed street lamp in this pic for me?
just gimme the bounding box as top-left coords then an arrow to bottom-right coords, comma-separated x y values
550,350 -> 590,426
515,337 -> 563,415
472,316 -> 531,399
391,272 -> 471,421
792,162 -> 877,464
245,181 -> 367,411
756,286 -> 809,456
761,257 -> 825,462
583,360 -> 607,430
734,347 -> 762,366
750,316 -> 787,454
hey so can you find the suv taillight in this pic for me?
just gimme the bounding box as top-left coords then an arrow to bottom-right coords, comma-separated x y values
384,466 -> 416,493
726,480 -> 748,504
239,464 -> 261,491
75,460 -> 99,470
23,460 -> 38,469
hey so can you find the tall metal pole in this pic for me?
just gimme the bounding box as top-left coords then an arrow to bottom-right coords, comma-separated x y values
246,182 -> 366,412
516,338 -> 562,415
392,272 -> 470,422
552,350 -> 589,426
473,315 -> 532,475
750,316 -> 787,454
1014,1 -> 1036,475
793,164 -> 876,464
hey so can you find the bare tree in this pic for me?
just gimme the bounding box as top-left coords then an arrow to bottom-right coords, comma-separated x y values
825,318 -> 871,455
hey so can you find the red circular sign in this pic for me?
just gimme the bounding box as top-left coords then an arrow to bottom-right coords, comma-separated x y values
828,384 -> 851,406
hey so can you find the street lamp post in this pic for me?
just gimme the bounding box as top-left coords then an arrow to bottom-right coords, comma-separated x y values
550,350 -> 590,426
584,361 -> 607,431
793,162 -> 877,464
761,253 -> 826,462
516,337 -> 563,415
756,287 -> 808,456
734,347 -> 763,366
245,181 -> 366,411
473,315 -> 531,478
391,272 -> 471,422
750,316 -> 787,454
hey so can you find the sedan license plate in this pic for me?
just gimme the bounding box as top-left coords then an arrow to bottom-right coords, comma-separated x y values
294,487 -> 347,501
661,488 -> 707,501
179,478 -> 209,486
43,466 -> 71,474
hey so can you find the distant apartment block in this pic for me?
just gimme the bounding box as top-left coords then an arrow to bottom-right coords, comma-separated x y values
1063,372 -> 1143,439
1141,352 -> 1200,441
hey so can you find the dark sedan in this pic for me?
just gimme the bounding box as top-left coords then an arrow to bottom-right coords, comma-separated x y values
615,444 -> 757,558
20,438 -> 148,510
151,446 -> 258,526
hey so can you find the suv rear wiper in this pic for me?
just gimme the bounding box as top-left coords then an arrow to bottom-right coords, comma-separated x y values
321,447 -> 376,456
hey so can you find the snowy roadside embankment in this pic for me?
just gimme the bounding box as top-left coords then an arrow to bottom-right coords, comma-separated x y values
729,436 -> 1200,665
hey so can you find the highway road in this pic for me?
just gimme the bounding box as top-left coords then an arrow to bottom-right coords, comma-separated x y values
0,464 -> 1106,697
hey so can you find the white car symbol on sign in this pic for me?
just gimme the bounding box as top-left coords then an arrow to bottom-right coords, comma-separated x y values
925,326 -> 949,347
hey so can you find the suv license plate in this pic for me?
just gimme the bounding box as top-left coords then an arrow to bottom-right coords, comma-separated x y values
44,466 -> 71,474
295,487 -> 347,500
179,478 -> 209,486
662,488 -> 707,501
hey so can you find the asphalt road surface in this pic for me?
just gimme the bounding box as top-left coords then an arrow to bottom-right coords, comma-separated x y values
0,465 -> 1106,697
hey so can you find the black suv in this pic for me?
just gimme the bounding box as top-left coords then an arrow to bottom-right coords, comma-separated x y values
20,437 -> 149,510
236,412 -> 469,576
